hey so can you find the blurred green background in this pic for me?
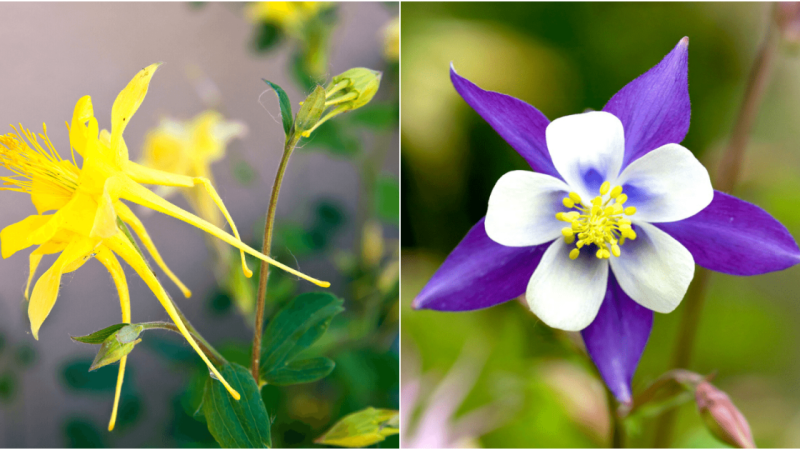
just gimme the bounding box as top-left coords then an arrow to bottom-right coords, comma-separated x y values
400,2 -> 800,448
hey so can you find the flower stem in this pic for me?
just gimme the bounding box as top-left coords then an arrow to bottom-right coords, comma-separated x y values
608,388 -> 625,448
653,11 -> 778,447
250,133 -> 302,381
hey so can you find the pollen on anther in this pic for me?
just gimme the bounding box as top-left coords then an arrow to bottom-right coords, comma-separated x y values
568,192 -> 582,204
610,185 -> 623,198
569,248 -> 580,260
599,181 -> 610,195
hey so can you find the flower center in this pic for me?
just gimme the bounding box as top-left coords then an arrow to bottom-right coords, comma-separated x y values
0,124 -> 79,195
555,181 -> 637,260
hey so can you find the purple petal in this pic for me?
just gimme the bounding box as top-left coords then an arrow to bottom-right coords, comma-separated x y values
450,65 -> 561,179
655,190 -> 800,276
413,217 -> 549,311
603,38 -> 690,169
581,272 -> 653,404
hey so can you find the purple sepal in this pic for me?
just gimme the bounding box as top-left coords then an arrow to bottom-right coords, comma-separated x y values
656,190 -> 800,276
582,272 -> 653,404
450,65 -> 561,179
603,38 -> 690,169
413,217 -> 549,311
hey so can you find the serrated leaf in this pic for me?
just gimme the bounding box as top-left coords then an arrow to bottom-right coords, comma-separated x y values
71,323 -> 128,344
265,357 -> 335,386
203,363 -> 272,448
315,407 -> 399,448
262,79 -> 293,136
260,292 -> 343,385
375,176 -> 399,222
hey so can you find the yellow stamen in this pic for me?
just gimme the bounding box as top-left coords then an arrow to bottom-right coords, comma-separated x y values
557,182 -> 637,260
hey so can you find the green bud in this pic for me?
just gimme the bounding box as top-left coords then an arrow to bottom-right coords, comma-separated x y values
327,68 -> 382,111
89,324 -> 143,371
299,67 -> 382,138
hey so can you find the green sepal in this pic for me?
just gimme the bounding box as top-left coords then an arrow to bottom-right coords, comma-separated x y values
71,323 -> 129,345
293,85 -> 327,138
202,363 -> 272,448
89,324 -> 144,371
262,79 -> 293,136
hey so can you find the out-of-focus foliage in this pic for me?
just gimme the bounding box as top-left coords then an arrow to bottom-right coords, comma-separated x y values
402,2 -> 800,448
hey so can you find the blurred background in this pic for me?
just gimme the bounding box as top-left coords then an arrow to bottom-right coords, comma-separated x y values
0,2 -> 398,447
401,2 -> 800,448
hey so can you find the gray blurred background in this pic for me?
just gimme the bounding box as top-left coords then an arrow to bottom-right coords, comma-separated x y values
0,2 -> 398,447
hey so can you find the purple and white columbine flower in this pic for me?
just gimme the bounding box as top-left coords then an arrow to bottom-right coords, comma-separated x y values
413,37 -> 800,404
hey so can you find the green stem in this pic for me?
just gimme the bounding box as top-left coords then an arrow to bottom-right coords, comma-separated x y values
652,12 -> 778,447
608,389 -> 625,448
250,133 -> 301,381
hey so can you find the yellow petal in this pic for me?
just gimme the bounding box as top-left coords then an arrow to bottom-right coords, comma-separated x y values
25,240 -> 70,300
29,238 -> 96,339
31,160 -> 79,214
118,176 -> 329,287
114,201 -> 191,298
69,95 -> 95,157
90,190 -> 119,239
106,234 -> 240,400
111,63 -> 161,166
1,215 -> 52,258
108,356 -> 127,431
95,246 -> 131,432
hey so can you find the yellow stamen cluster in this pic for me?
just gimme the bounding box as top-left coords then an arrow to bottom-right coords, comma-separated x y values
0,124 -> 79,195
555,181 -> 637,260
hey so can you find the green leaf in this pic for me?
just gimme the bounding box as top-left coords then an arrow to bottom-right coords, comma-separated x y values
202,363 -> 272,448
70,323 -> 128,344
262,79 -> 294,136
375,176 -> 400,222
264,357 -> 335,386
260,292 -> 344,386
315,407 -> 399,448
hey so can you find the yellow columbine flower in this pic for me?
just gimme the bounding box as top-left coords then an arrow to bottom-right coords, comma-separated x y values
245,1 -> 331,37
140,110 -> 246,232
0,64 -> 330,428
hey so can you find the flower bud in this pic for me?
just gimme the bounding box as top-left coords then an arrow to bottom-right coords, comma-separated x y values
695,381 -> 755,449
327,68 -> 382,111
299,67 -> 382,138
89,324 -> 144,372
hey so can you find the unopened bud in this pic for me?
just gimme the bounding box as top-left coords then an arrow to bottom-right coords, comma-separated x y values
695,381 -> 755,449
89,324 -> 144,371
300,68 -> 382,137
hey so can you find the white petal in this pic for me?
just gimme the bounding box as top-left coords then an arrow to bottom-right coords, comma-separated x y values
485,170 -> 571,247
526,239 -> 609,331
546,111 -> 625,202
616,143 -> 713,223
610,221 -> 694,313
